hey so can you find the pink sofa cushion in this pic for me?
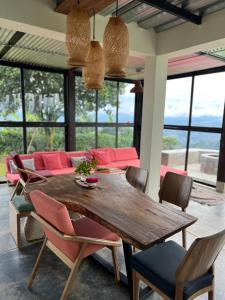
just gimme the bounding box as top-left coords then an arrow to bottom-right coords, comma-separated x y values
50,168 -> 74,176
160,165 -> 188,183
92,149 -> 111,165
33,151 -> 68,170
5,154 -> 33,173
113,147 -> 138,161
42,153 -> 63,170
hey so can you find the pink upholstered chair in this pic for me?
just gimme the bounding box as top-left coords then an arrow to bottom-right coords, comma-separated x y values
28,190 -> 121,300
10,151 -> 48,199
9,152 -> 48,248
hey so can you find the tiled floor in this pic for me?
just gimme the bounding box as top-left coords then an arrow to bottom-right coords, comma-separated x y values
0,183 -> 225,299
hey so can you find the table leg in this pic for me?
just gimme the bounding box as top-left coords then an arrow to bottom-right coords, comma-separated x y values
122,240 -> 133,300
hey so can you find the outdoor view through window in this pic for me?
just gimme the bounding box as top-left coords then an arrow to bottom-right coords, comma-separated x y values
163,72 -> 225,185
0,66 -> 135,176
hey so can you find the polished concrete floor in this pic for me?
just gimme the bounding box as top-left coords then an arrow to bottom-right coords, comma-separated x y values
0,183 -> 225,299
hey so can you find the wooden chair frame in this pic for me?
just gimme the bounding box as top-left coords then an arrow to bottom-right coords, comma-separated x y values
125,166 -> 149,194
132,228 -> 225,300
28,211 -> 122,300
9,168 -> 48,248
159,172 -> 193,249
132,269 -> 214,300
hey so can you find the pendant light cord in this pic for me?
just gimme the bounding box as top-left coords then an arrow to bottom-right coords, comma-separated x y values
116,0 -> 119,16
77,0 -> 80,4
93,10 -> 96,40
90,8 -> 96,40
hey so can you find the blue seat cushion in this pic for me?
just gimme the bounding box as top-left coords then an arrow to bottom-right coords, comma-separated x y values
130,241 -> 213,300
11,195 -> 34,212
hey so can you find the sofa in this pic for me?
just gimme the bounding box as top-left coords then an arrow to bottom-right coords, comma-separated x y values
6,147 -> 187,185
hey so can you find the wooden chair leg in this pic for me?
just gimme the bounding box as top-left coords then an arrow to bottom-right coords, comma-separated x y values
9,202 -> 21,248
208,265 -> 215,300
182,228 -> 187,249
111,246 -> 120,284
28,237 -> 47,289
132,271 -> 140,300
60,244 -> 86,300
208,290 -> 214,300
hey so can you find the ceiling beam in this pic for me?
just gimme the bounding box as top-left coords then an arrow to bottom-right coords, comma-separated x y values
137,0 -> 202,25
0,31 -> 25,59
55,0 -> 116,15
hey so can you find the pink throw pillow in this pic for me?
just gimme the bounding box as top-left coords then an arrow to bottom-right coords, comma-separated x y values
92,149 -> 111,165
42,153 -> 63,170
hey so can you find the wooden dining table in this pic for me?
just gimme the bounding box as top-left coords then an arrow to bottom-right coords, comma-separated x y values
25,172 -> 197,300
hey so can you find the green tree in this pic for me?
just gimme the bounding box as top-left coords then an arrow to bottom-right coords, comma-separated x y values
162,136 -> 178,150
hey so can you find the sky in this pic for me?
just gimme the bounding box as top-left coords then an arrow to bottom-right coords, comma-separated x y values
164,72 -> 225,118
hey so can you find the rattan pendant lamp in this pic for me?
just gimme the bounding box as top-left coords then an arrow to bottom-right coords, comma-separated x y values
83,10 -> 105,90
66,0 -> 91,67
103,0 -> 129,78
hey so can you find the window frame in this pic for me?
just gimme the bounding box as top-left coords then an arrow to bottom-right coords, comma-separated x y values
0,62 -> 136,158
165,67 -> 225,187
74,74 -> 135,150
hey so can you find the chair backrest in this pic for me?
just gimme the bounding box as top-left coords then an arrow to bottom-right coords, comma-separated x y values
30,190 -> 80,261
10,151 -> 28,182
126,166 -> 149,193
176,229 -> 225,283
159,172 -> 193,210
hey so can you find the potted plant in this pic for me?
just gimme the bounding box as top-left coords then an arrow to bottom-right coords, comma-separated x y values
75,152 -> 97,181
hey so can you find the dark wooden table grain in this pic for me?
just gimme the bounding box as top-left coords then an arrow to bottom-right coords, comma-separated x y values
26,173 -> 198,299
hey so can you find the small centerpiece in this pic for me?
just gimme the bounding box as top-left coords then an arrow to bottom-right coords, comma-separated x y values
75,151 -> 97,182
86,177 -> 99,187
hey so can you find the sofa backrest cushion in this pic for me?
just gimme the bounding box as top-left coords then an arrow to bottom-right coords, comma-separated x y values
6,154 -> 33,173
66,151 -> 87,167
113,147 -> 138,162
91,148 -> 111,165
42,153 -> 63,170
33,151 -> 69,170
71,156 -> 86,168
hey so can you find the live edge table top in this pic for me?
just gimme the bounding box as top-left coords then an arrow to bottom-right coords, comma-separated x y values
25,173 -> 197,250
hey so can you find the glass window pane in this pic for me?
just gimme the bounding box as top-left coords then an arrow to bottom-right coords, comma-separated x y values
27,127 -> 65,153
98,81 -> 117,123
0,127 -> 23,176
187,132 -> 220,185
98,127 -> 116,148
118,83 -> 135,123
191,73 -> 225,127
76,127 -> 95,151
118,127 -> 134,147
75,76 -> 96,122
24,70 -> 64,122
161,129 -> 188,170
164,77 -> 192,125
0,66 -> 22,121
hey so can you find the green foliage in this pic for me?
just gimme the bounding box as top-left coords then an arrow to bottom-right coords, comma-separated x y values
98,128 -> 116,148
76,128 -> 95,151
75,159 -> 97,177
163,136 -> 179,150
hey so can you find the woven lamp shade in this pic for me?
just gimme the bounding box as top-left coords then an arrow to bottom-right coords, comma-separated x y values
83,41 -> 105,90
66,5 -> 91,67
103,16 -> 129,78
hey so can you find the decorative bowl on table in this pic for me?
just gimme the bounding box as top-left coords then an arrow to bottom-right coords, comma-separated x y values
86,177 -> 99,187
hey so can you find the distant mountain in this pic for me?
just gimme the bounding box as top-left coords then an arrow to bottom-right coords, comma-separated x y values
164,115 -> 222,127
164,116 -> 222,149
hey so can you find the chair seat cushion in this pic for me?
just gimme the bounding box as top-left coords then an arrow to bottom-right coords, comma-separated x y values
74,217 -> 120,258
130,241 -> 213,300
11,195 -> 34,212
